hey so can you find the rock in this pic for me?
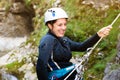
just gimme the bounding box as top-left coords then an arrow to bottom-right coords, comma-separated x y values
103,34 -> 120,80
0,37 -> 27,52
0,1 -> 35,55
104,63 -> 112,75
0,70 -> 18,80
0,1 -> 35,37
82,0 -> 120,11
0,43 -> 38,80
103,69 -> 120,80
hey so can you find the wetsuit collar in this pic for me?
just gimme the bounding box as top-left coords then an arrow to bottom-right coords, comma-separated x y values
47,30 -> 62,39
47,31 -> 67,45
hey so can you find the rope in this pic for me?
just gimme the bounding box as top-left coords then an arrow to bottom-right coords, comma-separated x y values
64,13 -> 120,80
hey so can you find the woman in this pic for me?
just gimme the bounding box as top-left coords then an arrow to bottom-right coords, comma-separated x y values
36,7 -> 112,80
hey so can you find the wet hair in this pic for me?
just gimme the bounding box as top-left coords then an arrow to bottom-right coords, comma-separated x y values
45,18 -> 68,26
46,20 -> 57,26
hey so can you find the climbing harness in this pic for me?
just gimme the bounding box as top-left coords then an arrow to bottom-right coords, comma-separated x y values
48,13 -> 120,80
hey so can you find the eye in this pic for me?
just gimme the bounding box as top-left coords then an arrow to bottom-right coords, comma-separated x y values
64,23 -> 67,26
58,23 -> 62,26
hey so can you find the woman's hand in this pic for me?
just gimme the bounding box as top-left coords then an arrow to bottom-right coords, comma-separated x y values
97,25 -> 112,38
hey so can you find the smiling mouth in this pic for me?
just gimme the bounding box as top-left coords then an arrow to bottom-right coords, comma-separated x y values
60,31 -> 65,34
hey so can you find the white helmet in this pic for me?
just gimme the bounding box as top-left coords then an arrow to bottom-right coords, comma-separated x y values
44,8 -> 68,24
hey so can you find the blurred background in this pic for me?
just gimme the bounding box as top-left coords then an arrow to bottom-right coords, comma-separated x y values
0,0 -> 120,80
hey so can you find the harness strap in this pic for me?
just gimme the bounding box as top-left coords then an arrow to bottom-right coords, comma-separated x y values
48,63 -> 53,71
48,52 -> 61,71
51,52 -> 61,69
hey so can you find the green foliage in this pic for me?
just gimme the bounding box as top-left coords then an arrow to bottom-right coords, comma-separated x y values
5,61 -> 23,71
29,0 -> 120,80
61,0 -> 120,80
24,0 -> 32,6
26,24 -> 48,46
93,63 -> 106,73
25,0 -> 59,46
4,60 -> 24,79
84,63 -> 106,80
1,0 -> 120,80
0,0 -> 7,8
111,64 -> 120,70
63,1 -> 107,41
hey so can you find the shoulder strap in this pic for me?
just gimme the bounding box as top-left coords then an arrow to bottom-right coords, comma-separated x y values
47,51 -> 61,71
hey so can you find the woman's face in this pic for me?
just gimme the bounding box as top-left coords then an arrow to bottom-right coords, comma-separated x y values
48,18 -> 67,37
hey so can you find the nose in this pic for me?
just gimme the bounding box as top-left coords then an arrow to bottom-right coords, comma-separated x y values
62,24 -> 66,30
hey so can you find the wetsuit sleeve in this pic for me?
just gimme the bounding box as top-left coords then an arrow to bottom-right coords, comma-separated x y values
69,33 -> 100,51
36,36 -> 54,80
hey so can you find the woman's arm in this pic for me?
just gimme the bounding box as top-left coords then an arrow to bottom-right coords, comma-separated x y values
36,35 -> 55,80
69,25 -> 112,51
68,33 -> 100,51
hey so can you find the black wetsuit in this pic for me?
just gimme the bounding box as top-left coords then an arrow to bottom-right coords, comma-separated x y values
36,31 -> 100,80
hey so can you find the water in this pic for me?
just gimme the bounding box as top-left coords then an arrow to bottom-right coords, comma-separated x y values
2,74 -> 18,80
0,70 -> 18,80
